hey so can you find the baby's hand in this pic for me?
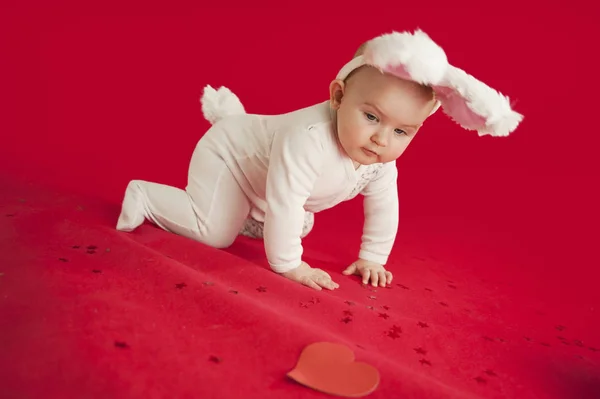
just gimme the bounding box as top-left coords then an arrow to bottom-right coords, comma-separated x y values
343,259 -> 393,287
281,262 -> 339,291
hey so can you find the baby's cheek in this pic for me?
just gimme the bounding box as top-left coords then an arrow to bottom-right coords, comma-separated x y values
389,141 -> 411,159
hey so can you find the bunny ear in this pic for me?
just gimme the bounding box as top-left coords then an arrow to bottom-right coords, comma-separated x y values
362,29 -> 449,85
340,29 -> 523,137
431,66 -> 523,137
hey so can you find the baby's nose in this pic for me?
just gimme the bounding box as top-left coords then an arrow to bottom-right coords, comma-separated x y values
371,131 -> 388,146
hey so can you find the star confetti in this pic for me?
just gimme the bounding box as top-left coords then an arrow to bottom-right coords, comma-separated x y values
414,347 -> 427,355
387,330 -> 401,339
386,325 -> 402,339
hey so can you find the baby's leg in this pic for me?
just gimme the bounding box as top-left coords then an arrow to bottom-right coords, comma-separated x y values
117,148 -> 250,249
116,180 -> 206,240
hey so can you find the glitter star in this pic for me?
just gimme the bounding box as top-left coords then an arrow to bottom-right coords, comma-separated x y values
387,330 -> 401,339
414,347 -> 427,355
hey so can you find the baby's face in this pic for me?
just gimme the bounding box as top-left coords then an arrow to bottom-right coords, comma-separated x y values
330,66 -> 436,166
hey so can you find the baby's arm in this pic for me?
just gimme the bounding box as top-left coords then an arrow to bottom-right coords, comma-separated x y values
343,162 -> 398,286
359,162 -> 399,264
263,126 -> 338,291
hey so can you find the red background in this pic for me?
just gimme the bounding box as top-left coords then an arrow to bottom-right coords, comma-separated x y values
1,1 -> 599,398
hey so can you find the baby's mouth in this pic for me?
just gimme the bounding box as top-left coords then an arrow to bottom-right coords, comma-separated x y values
361,148 -> 378,157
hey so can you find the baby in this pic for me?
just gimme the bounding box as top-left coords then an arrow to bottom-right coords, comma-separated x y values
116,30 -> 522,291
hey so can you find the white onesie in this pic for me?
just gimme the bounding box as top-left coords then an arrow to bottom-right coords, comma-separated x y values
116,100 -> 399,273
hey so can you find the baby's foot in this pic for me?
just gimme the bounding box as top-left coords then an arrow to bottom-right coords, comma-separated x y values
116,180 -> 146,231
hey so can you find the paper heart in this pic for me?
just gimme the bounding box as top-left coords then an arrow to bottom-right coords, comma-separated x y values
287,342 -> 380,397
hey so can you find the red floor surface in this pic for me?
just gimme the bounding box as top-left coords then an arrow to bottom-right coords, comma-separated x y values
2,2 -> 599,398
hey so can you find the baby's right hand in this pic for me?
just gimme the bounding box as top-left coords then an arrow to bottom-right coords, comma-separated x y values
281,261 -> 339,291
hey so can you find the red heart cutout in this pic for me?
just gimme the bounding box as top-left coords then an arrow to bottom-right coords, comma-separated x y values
287,342 -> 380,397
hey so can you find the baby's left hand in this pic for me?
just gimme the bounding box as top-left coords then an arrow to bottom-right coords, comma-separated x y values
342,259 -> 393,287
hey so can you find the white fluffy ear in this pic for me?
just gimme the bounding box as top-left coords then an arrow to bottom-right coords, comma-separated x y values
363,29 -> 449,85
432,67 -> 524,137
200,85 -> 246,125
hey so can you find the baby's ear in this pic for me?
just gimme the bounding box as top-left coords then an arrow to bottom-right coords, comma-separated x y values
328,79 -> 345,109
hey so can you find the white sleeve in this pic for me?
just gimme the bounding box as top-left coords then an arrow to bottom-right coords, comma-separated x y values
358,162 -> 399,265
263,126 -> 325,273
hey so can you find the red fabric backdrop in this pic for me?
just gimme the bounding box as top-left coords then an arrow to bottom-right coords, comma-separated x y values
1,1 -> 599,398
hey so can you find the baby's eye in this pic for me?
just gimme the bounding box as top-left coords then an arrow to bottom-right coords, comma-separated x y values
365,112 -> 378,121
394,129 -> 407,135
